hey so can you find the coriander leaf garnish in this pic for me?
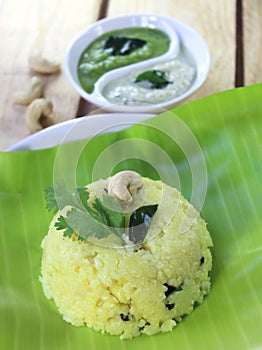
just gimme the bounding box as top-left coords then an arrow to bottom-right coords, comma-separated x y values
45,183 -> 92,213
94,194 -> 125,229
47,185 -> 125,242
74,186 -> 90,211
62,207 -> 115,241
134,70 -> 172,89
55,213 -> 74,237
44,185 -> 158,245
45,182 -> 78,214
104,36 -> 146,56
129,204 -> 158,243
44,187 -> 59,213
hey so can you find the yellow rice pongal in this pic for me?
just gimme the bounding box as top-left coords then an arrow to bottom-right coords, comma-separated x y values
40,174 -> 212,339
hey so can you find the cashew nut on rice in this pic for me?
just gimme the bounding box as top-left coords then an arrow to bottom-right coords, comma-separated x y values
14,76 -> 44,105
108,171 -> 145,210
28,49 -> 60,74
25,98 -> 53,133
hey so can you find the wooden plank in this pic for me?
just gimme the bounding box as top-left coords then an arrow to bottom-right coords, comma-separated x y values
107,0 -> 236,104
0,0 -> 101,150
243,0 -> 262,85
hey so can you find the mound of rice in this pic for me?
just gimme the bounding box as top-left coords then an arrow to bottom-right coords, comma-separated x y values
40,176 -> 212,339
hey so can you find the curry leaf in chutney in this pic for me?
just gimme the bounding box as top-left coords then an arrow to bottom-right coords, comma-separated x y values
104,36 -> 146,56
134,70 -> 172,89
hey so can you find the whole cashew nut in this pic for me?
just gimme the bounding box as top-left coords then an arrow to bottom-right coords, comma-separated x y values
108,171 -> 145,210
25,98 -> 53,133
14,76 -> 44,105
28,49 -> 60,74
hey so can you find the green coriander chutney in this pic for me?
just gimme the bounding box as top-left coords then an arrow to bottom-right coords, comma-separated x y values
77,27 -> 170,94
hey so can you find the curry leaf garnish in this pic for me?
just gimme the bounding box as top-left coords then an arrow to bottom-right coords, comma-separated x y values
104,36 -> 146,56
129,204 -> 158,243
134,70 -> 172,89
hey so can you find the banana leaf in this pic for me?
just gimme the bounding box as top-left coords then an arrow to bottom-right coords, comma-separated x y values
0,84 -> 261,350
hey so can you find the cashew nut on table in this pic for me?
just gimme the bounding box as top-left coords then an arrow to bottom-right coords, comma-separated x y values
25,98 -> 53,133
28,49 -> 60,74
108,171 -> 146,211
14,76 -> 44,105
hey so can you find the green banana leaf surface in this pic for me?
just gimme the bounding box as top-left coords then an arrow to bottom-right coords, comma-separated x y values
0,84 -> 261,350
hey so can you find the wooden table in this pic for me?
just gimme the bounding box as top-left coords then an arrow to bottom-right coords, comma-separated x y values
0,0 -> 261,150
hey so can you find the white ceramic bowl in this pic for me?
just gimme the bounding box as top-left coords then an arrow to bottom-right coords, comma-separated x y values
64,14 -> 210,113
7,113 -> 154,151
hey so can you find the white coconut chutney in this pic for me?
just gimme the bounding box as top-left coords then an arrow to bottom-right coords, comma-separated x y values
102,46 -> 196,105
